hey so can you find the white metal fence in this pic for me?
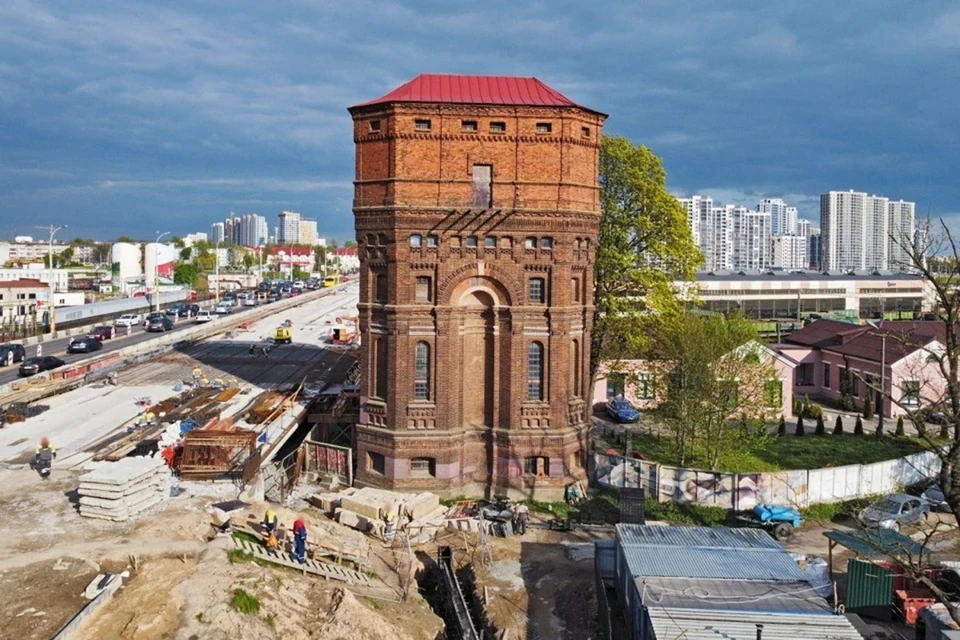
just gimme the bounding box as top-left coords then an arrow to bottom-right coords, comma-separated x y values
594,450 -> 941,509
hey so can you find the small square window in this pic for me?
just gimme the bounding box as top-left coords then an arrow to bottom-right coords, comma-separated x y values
416,276 -> 432,303
409,234 -> 422,248
484,237 -> 496,249
461,120 -> 478,132
426,234 -> 438,248
541,237 -> 553,250
500,237 -> 513,249
490,121 -> 506,133
415,119 -> 431,131
536,122 -> 552,134
581,126 -> 590,138
410,457 -> 436,478
524,237 -> 536,249
370,120 -> 381,132
368,451 -> 385,475
466,236 -> 478,248
529,278 -> 545,304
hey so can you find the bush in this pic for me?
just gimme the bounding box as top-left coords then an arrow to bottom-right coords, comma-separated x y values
806,404 -> 824,420
840,394 -> 856,411
792,398 -> 803,416
815,414 -> 825,436
855,415 -> 865,435
834,415 -> 844,435
796,415 -> 805,436
777,415 -> 787,436
895,416 -> 905,437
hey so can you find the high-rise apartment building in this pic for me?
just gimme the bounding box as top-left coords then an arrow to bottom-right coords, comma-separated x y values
731,207 -> 771,270
821,190 -> 914,271
298,219 -> 319,246
278,211 -> 301,244
759,198 -> 797,236
701,205 -> 734,271
210,222 -> 225,244
678,196 -> 708,246
796,219 -> 811,240
772,235 -> 808,270
238,214 -> 268,247
887,200 -> 916,271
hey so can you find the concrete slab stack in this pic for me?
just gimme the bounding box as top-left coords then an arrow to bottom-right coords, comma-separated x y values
78,456 -> 169,521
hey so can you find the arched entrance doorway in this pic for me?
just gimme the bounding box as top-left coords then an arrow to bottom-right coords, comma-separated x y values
459,289 -> 496,427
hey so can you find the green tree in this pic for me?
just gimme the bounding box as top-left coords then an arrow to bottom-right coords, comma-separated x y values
344,240 -> 358,248
116,235 -> 136,243
179,247 -> 192,262
777,415 -> 786,436
172,236 -> 184,248
834,415 -> 844,435
243,253 -> 255,269
655,313 -> 774,468
815,414 -> 825,436
795,415 -> 805,436
863,386 -> 875,419
591,136 -> 702,377
839,369 -> 855,411
854,415 -> 864,435
895,416 -> 905,437
174,263 -> 198,286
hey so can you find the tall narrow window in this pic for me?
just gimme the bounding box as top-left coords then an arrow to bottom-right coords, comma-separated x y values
570,339 -> 581,396
375,274 -> 387,303
414,341 -> 430,400
528,341 -> 544,401
529,278 -> 545,304
472,164 -> 492,208
415,276 -> 431,303
375,338 -> 388,399
571,277 -> 581,303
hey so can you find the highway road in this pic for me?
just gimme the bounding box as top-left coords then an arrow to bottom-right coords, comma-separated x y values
0,297 -> 305,387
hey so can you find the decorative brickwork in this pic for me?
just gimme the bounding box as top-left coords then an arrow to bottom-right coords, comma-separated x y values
349,75 -> 606,499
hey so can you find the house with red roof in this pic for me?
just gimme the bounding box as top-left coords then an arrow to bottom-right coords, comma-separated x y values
774,319 -> 947,418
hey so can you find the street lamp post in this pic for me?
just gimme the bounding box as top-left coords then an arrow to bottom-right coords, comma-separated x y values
214,238 -> 221,304
154,231 -> 170,313
867,320 -> 886,437
36,224 -> 67,334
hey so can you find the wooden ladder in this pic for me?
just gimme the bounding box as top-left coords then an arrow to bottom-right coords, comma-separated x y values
232,537 -> 374,587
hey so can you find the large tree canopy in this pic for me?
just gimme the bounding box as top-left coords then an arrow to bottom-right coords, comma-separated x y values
592,135 -> 702,375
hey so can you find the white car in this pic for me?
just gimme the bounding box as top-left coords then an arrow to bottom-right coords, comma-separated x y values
114,314 -> 142,327
195,310 -> 215,322
214,304 -> 232,315
243,297 -> 258,306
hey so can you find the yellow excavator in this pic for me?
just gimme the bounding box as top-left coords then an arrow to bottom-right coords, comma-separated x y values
272,322 -> 293,344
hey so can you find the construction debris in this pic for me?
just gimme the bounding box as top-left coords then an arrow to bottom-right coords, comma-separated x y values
78,456 -> 169,521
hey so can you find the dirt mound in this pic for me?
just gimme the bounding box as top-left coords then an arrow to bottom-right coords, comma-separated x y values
315,588 -> 417,640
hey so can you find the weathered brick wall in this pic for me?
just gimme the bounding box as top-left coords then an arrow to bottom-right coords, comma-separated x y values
352,98 -> 604,500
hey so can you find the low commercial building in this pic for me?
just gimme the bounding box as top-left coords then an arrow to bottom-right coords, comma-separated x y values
0,278 -> 46,329
603,524 -> 863,640
776,319 -> 947,419
689,270 -> 934,319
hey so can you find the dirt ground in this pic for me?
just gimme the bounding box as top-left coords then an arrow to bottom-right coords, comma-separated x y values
0,463 -> 444,640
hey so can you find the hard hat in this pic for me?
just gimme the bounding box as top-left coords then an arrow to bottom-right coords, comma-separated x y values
266,508 -> 276,520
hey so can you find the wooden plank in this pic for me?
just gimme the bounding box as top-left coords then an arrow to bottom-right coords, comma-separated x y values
231,536 -> 372,586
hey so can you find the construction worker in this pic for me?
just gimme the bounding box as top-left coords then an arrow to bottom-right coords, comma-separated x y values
260,345 -> 268,358
514,503 -> 529,535
34,437 -> 56,479
192,366 -> 202,386
263,508 -> 278,534
384,505 -> 397,544
292,518 -> 308,564
199,375 -> 209,388
248,343 -> 256,356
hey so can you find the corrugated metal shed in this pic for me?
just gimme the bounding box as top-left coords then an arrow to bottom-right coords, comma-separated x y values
645,608 -> 864,639
617,524 -> 783,550
621,547 -> 808,582
637,577 -> 832,614
351,74 -> 605,115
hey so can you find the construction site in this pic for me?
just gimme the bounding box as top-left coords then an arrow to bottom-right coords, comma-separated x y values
0,281 -> 609,640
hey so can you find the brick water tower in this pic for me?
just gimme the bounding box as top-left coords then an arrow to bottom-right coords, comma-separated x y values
349,74 -> 606,500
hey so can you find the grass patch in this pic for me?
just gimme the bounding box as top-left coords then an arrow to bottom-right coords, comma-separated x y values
623,432 -> 932,473
265,613 -> 276,629
195,612 -> 206,624
230,588 -> 261,615
365,597 -> 382,610
232,531 -> 261,546
439,495 -> 468,507
226,549 -> 254,565
644,497 -> 731,527
525,499 -> 574,519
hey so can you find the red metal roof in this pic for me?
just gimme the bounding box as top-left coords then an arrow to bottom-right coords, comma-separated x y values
351,74 -> 604,114
0,278 -> 45,289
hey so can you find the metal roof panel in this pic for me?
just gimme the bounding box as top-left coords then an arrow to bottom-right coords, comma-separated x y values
616,524 -> 783,550
622,547 -> 808,581
646,608 -> 864,640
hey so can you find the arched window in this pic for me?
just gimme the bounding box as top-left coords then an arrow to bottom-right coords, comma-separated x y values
527,341 -> 544,401
414,341 -> 430,400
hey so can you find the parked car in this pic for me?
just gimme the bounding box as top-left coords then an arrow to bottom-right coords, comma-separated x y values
0,343 -> 26,366
114,313 -> 142,328
19,356 -> 65,377
922,485 -> 949,511
266,293 -> 280,303
178,304 -> 201,318
88,325 -> 115,341
67,336 -> 103,353
214,304 -> 232,315
605,397 -> 640,423
858,493 -> 929,531
165,304 -> 183,317
145,316 -> 174,332
195,310 -> 215,323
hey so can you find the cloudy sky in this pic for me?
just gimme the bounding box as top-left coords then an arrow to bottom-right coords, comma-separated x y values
1,0 -> 957,242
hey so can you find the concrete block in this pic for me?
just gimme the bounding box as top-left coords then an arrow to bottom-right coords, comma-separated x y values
337,509 -> 372,532
403,492 -> 441,520
340,495 -> 383,520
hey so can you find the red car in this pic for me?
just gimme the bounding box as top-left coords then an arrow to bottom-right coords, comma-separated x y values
88,325 -> 116,341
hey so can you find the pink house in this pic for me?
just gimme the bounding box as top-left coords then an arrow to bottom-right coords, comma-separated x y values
592,341 -> 796,419
774,320 -> 947,418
